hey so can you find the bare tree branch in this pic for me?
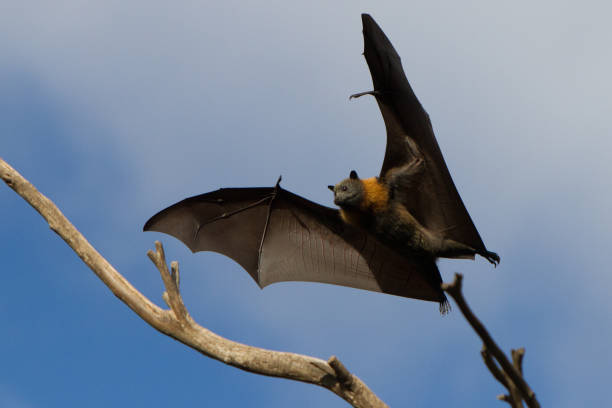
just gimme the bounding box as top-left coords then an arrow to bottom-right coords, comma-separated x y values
512,348 -> 525,375
481,346 -> 510,391
482,346 -> 523,408
0,157 -> 388,408
442,274 -> 539,408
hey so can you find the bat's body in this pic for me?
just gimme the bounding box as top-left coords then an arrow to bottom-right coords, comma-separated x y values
331,171 -> 499,264
144,14 -> 499,313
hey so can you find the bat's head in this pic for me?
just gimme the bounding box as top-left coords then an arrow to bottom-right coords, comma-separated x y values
329,170 -> 365,209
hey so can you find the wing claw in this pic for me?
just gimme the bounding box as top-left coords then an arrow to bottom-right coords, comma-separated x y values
349,90 -> 382,100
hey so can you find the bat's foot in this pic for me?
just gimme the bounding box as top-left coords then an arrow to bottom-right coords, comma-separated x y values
349,90 -> 382,99
481,250 -> 500,267
439,295 -> 451,315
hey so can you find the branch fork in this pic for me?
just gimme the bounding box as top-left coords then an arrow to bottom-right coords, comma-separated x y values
147,241 -> 187,320
442,274 -> 539,408
143,240 -> 386,407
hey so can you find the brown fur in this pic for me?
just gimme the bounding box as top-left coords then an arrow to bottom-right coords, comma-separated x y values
339,208 -> 363,226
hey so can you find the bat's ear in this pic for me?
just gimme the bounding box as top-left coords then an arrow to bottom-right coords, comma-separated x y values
327,185 -> 335,192
350,170 -> 359,179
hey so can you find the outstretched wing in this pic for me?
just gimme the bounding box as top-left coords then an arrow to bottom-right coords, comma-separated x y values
144,186 -> 446,305
360,13 -> 486,252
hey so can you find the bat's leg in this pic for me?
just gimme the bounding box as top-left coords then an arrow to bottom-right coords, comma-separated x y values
349,90 -> 383,99
436,239 -> 500,266
436,239 -> 475,258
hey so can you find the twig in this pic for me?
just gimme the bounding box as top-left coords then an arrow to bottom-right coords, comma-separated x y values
442,273 -> 539,408
512,348 -> 525,375
481,346 -> 523,407
481,346 -> 510,390
0,157 -> 388,408
147,242 -> 188,320
329,356 -> 354,390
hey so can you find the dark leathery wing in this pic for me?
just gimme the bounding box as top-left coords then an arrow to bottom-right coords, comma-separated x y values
144,187 -> 445,303
361,14 -> 487,253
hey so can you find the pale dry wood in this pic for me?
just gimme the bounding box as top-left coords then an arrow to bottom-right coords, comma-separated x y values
442,274 -> 539,408
0,157 -> 388,408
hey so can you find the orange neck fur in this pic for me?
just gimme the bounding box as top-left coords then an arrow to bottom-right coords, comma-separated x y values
360,177 -> 389,213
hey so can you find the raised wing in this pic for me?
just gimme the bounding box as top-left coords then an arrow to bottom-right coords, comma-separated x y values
360,13 -> 487,252
144,186 -> 447,306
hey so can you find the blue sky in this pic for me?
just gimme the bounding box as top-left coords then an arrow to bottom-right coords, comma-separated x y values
1,1 -> 611,406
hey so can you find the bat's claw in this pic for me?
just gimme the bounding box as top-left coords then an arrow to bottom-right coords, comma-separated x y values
482,250 -> 500,267
349,90 -> 382,100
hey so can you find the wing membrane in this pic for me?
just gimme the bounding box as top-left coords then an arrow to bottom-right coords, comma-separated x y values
144,187 -> 445,303
360,13 -> 486,252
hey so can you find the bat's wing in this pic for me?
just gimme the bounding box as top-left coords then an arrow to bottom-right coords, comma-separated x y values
359,14 -> 486,253
144,186 -> 447,306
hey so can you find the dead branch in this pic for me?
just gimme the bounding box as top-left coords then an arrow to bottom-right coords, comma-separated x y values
481,346 -> 523,407
0,157 -> 388,408
442,274 -> 539,408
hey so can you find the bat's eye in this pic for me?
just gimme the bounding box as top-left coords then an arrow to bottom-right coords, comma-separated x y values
341,186 -> 348,192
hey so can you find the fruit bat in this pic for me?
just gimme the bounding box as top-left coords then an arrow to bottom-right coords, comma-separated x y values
144,14 -> 498,313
